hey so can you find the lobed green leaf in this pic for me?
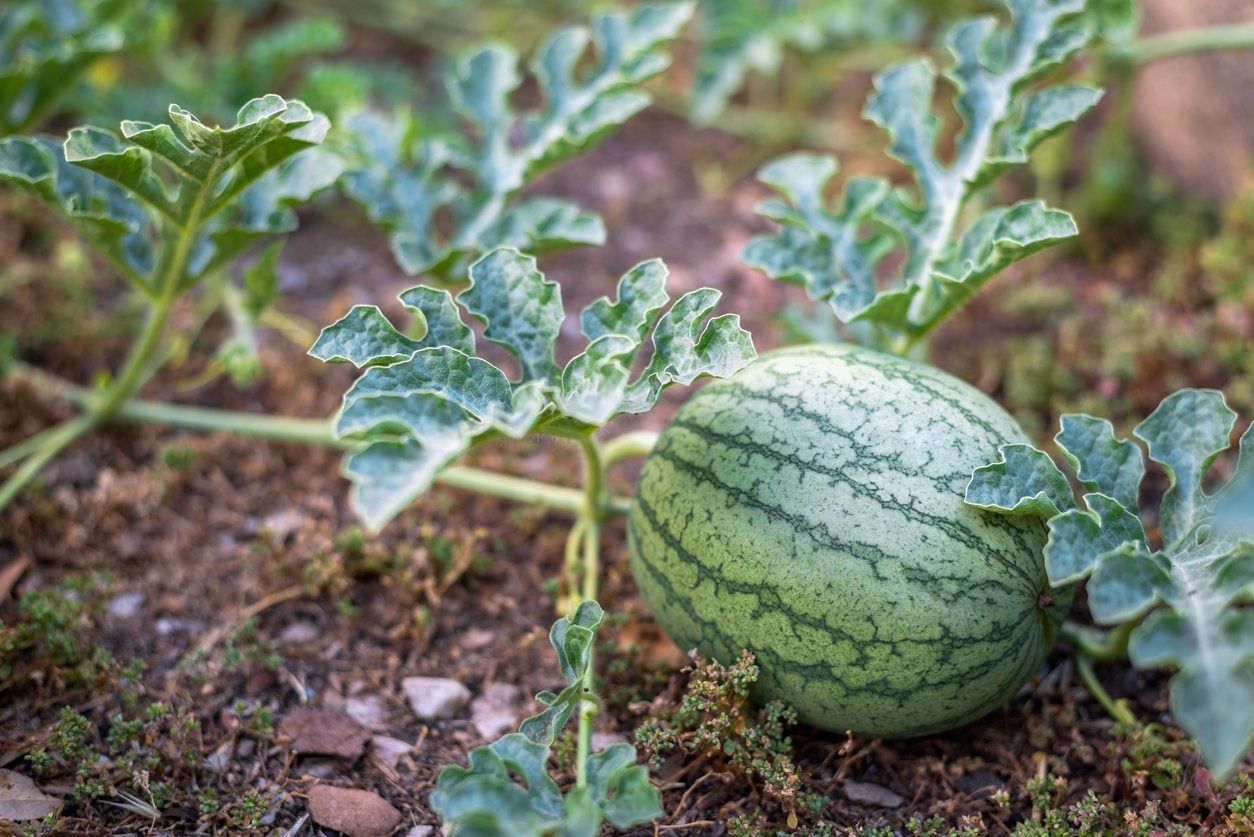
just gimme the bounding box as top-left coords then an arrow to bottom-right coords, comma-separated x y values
966,390 -> 1254,779
0,94 -> 339,298
744,0 -> 1101,349
314,247 -> 755,530
339,3 -> 691,283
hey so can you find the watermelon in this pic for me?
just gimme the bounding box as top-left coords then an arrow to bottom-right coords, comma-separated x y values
628,344 -> 1069,738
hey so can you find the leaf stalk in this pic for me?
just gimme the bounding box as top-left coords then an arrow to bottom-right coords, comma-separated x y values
1121,22 -> 1254,67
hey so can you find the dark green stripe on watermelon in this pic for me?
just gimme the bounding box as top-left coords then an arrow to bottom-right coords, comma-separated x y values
628,344 -> 1069,738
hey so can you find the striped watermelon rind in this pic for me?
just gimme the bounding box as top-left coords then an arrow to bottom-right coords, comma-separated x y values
628,344 -> 1069,738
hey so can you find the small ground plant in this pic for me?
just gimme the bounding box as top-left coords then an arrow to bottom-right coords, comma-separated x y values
432,602 -> 664,834
636,651 -> 822,829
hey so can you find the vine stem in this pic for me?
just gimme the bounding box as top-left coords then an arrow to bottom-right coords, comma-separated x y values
574,433 -> 605,790
1063,621 -> 1139,727
0,415 -> 96,510
601,430 -> 659,469
1075,653 -> 1139,728
1122,22 -> 1254,66
5,361 -> 634,517
1060,620 -> 1134,662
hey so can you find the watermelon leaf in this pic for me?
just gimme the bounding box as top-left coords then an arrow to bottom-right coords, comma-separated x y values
743,0 -> 1102,352
965,389 -> 1254,780
312,247 -> 755,530
0,95 -> 341,297
339,3 -> 692,283
432,600 -> 661,835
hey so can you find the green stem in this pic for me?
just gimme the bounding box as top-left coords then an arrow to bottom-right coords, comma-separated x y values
0,415 -> 96,511
0,424 -> 74,472
574,432 -> 605,790
601,430 -> 659,469
92,297 -> 176,420
1075,653 -> 1139,728
1121,22 -> 1254,66
9,362 -> 631,517
1061,620 -> 1134,662
1,154 -> 226,511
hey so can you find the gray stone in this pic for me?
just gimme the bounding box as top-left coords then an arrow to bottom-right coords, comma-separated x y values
402,676 -> 471,721
844,780 -> 904,809
471,683 -> 521,740
106,592 -> 145,619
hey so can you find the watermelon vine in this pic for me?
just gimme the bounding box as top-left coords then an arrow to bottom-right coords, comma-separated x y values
966,390 -> 1253,779
311,247 -> 755,829
0,94 -> 341,511
338,2 -> 693,283
742,0 -> 1103,355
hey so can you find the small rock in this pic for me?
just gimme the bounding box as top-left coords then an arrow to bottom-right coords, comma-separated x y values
460,628 -> 495,650
278,621 -> 320,644
402,676 -> 471,721
0,769 -> 62,821
590,731 -> 627,751
262,507 -> 306,541
471,683 -> 521,740
279,708 -> 371,760
406,827 -> 435,837
345,695 -> 388,731
203,741 -> 234,773
155,616 -> 205,636
298,757 -> 342,780
106,592 -> 145,619
844,780 -> 905,809
307,784 -> 401,837
370,736 -> 413,770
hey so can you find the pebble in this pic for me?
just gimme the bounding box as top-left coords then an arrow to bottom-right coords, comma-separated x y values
460,628 -> 496,650
278,621 -> 320,644
279,708 -> 371,760
843,780 -> 905,809
155,617 -> 205,636
406,827 -> 435,837
370,736 -> 413,770
344,695 -> 388,730
471,683 -> 521,740
590,731 -> 628,751
106,592 -> 145,619
402,676 -> 471,721
307,784 -> 401,837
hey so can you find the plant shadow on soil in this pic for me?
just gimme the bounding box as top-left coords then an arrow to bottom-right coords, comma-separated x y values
1,103 -> 1251,833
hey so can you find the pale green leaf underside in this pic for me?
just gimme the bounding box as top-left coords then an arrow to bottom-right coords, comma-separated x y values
743,0 -> 1100,346
314,247 -> 754,530
965,389 -> 1254,779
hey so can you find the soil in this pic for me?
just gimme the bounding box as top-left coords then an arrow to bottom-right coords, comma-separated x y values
1132,0 -> 1254,203
1,37 -> 1252,837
